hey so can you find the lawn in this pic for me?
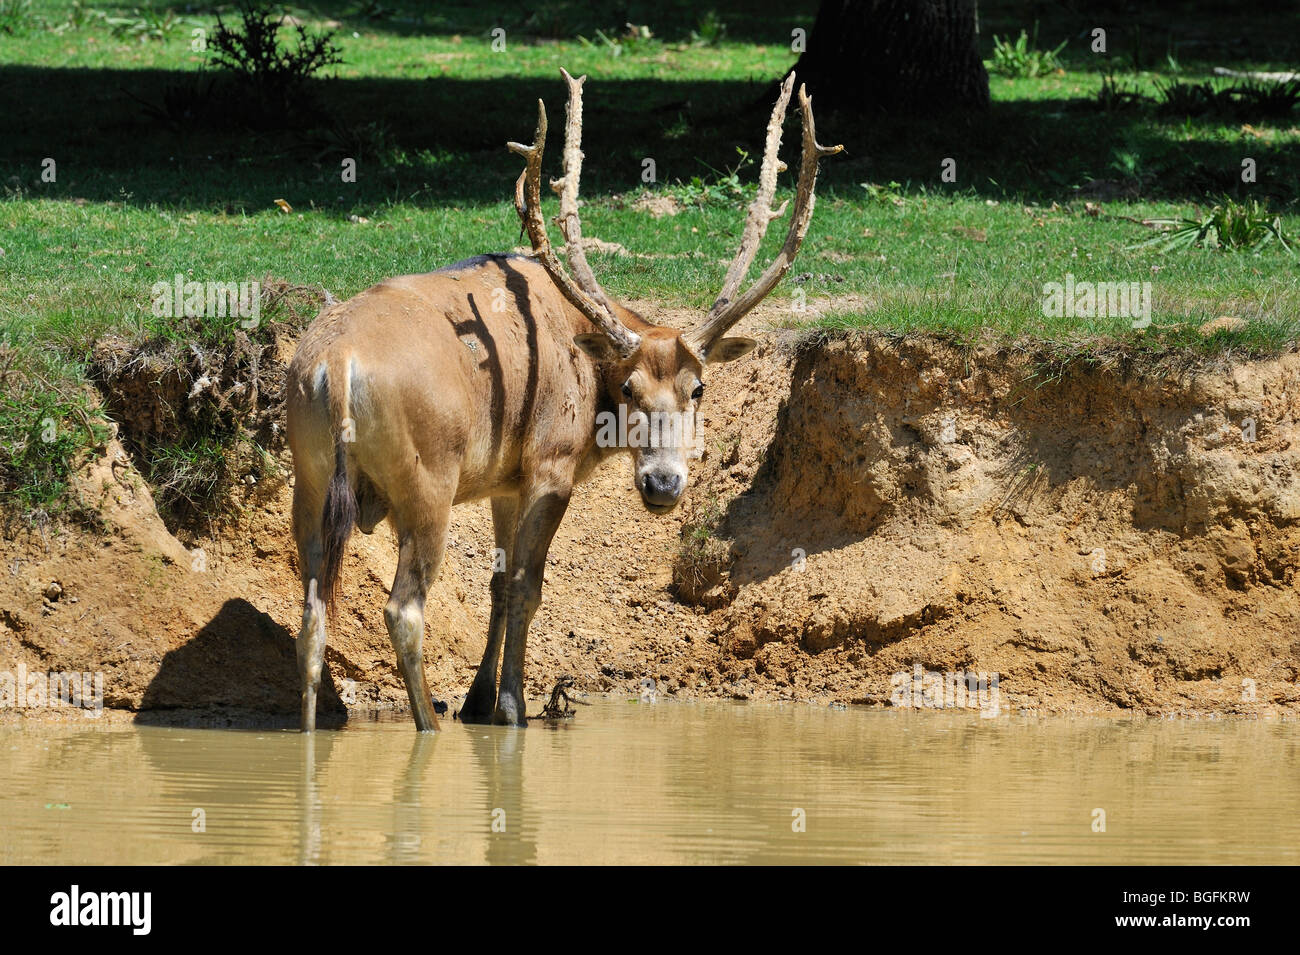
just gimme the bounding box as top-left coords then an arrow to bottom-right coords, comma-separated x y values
2,0 -> 1299,522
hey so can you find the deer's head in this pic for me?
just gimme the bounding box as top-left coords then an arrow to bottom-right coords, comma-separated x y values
510,69 -> 841,513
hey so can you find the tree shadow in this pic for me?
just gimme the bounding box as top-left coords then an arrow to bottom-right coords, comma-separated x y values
4,64 -> 1295,213
171,0 -> 809,41
134,597 -> 346,729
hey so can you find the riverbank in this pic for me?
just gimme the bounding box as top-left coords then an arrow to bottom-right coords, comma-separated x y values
4,318 -> 1298,724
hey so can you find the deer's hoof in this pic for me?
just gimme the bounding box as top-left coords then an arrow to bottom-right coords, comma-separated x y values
459,687 -> 496,724
491,695 -> 527,728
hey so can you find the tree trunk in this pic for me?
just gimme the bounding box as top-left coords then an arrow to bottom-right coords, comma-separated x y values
790,0 -> 989,116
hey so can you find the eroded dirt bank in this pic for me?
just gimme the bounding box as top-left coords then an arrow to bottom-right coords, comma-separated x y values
687,335 -> 1300,715
4,326 -> 1299,723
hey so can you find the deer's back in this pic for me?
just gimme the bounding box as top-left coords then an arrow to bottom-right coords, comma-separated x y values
287,254 -> 604,502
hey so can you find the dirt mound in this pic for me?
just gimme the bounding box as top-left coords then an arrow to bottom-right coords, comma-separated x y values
3,321 -> 1299,723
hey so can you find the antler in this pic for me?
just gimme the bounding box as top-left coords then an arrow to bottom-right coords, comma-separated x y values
685,74 -> 843,358
507,70 -> 641,358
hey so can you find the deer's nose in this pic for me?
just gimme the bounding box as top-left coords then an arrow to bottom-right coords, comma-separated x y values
641,472 -> 683,507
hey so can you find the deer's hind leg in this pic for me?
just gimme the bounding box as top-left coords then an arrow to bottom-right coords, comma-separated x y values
293,483 -> 329,733
384,471 -> 456,732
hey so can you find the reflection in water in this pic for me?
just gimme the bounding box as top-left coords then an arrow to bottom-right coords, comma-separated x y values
472,728 -> 536,866
299,733 -> 328,866
390,733 -> 435,865
0,703 -> 1296,864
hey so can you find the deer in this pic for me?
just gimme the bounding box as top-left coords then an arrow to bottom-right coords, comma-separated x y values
285,68 -> 841,731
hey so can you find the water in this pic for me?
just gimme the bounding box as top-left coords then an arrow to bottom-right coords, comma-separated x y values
1,702 -> 1296,864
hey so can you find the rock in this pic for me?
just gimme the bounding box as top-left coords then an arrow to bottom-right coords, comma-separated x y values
1208,525 -> 1255,586
727,626 -> 757,659
1199,315 -> 1245,336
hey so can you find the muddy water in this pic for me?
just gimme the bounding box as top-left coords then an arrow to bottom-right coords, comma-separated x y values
1,703 -> 1296,864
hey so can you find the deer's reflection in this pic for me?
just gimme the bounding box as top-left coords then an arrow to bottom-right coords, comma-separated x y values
390,732 -> 437,864
293,721 -> 544,865
297,730 -> 334,865
470,726 -> 538,866
296,726 -> 441,865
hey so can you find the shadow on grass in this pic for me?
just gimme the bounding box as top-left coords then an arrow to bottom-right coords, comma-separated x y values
3,65 -> 1296,212
84,0 -> 816,41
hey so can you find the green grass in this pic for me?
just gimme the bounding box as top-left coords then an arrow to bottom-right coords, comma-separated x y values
989,26 -> 1066,79
0,337 -> 111,527
2,1 -> 1300,522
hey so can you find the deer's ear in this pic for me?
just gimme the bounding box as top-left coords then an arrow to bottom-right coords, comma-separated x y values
705,337 -> 758,364
573,333 -> 625,363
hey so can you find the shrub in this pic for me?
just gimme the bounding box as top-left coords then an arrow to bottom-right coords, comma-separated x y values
208,1 -> 343,120
1135,199 -> 1294,253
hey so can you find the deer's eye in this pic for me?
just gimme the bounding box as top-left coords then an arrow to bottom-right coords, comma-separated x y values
621,381 -> 634,400
691,383 -> 704,400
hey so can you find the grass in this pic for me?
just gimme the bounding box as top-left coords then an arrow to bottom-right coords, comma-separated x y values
2,0 -> 1299,523
0,336 -> 111,528
673,494 -> 731,604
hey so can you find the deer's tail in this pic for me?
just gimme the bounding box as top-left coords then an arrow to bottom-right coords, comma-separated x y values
318,360 -> 358,614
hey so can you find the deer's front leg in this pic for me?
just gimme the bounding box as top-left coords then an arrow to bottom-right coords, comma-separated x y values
493,482 -> 571,727
461,497 -> 519,724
